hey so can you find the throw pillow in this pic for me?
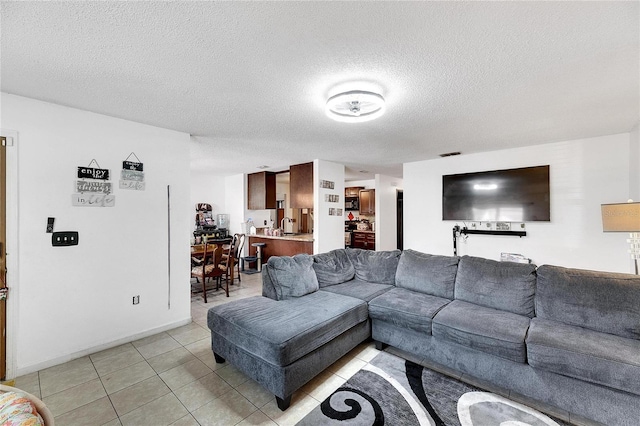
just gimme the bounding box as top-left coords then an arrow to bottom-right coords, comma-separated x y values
267,254 -> 319,299
0,391 -> 44,426
312,249 -> 355,287
396,249 -> 459,299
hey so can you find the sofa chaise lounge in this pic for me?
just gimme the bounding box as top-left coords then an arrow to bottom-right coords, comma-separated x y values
207,248 -> 640,425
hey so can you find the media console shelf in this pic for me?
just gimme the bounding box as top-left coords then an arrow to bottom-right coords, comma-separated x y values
452,225 -> 527,256
461,228 -> 527,237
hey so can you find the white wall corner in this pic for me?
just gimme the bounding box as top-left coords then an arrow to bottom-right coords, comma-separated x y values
629,123 -> 640,201
313,159 -> 345,254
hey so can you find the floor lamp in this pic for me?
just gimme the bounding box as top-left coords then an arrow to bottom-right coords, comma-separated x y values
601,201 -> 640,274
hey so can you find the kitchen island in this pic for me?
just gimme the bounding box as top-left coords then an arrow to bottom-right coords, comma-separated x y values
247,234 -> 313,263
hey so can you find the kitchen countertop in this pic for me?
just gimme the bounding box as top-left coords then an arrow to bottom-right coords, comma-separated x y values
249,234 -> 314,242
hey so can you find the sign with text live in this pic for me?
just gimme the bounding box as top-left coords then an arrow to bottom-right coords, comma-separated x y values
72,193 -> 115,207
120,180 -> 145,191
77,167 -> 110,180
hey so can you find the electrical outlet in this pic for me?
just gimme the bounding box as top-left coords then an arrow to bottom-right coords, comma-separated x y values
133,295 -> 140,305
52,231 -> 79,246
496,222 -> 511,231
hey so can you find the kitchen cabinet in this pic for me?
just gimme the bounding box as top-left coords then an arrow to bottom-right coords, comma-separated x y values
247,171 -> 276,210
290,161 -> 314,209
345,186 -> 364,197
359,189 -> 375,215
352,231 -> 375,250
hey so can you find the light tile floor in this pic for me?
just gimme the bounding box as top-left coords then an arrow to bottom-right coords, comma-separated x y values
13,272 -> 380,426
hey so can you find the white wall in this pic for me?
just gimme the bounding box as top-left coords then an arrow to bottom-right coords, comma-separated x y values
630,124 -> 640,201
375,174 -> 403,251
314,160 -> 345,254
225,174 -> 245,237
404,133 -> 633,273
190,170 -> 226,232
346,179 -> 374,189
2,94 -> 191,375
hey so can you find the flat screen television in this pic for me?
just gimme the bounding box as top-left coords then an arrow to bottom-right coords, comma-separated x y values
442,165 -> 550,222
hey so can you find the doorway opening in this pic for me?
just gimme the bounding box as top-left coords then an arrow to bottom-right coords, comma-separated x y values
397,189 -> 403,250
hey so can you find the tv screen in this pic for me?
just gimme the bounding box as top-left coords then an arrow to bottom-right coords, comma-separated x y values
442,165 -> 550,222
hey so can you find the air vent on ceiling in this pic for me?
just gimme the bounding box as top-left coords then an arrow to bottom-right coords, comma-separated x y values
439,151 -> 461,157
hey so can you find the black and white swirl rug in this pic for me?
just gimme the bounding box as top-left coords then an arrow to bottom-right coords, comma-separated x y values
298,351 -> 569,426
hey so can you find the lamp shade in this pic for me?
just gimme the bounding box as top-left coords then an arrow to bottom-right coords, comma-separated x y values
601,202 -> 640,232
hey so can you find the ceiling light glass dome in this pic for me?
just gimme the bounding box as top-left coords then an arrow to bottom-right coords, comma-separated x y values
325,90 -> 386,123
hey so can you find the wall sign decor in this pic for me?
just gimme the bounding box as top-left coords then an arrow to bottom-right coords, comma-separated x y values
73,159 -> 115,207
120,152 -> 145,190
320,180 -> 335,189
75,181 -> 112,194
77,166 -> 109,180
324,194 -> 340,203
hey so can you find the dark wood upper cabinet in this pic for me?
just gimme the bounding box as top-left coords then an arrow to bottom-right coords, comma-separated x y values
345,186 -> 364,197
247,171 -> 276,210
290,162 -> 314,209
359,189 -> 375,215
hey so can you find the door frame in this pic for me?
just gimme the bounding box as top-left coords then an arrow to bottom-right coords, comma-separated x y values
1,129 -> 19,380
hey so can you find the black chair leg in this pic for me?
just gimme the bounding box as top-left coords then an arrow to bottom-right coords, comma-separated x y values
276,395 -> 292,411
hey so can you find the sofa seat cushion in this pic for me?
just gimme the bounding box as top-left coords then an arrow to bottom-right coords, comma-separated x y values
368,288 -> 451,334
320,278 -> 393,302
208,291 -> 368,366
432,300 -> 531,363
395,250 -> 459,299
527,318 -> 640,395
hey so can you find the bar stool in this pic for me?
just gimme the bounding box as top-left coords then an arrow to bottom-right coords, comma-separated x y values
242,242 -> 266,274
253,243 -> 266,272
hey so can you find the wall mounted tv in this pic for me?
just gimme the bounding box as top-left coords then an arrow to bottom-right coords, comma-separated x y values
442,165 -> 550,222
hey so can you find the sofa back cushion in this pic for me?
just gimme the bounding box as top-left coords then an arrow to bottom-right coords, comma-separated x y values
454,255 -> 537,317
395,249 -> 459,299
266,254 -> 319,300
346,248 -> 401,285
312,249 -> 355,287
536,265 -> 640,339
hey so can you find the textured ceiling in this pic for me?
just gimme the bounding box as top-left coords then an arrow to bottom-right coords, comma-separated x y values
2,1 -> 639,180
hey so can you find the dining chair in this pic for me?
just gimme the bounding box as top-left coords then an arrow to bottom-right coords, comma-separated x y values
217,242 -> 234,297
228,233 -> 246,284
190,243 -> 224,302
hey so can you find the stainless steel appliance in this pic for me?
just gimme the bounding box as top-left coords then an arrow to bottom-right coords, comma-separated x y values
345,196 -> 359,210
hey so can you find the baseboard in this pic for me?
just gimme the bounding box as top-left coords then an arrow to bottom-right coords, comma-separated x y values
15,316 -> 193,377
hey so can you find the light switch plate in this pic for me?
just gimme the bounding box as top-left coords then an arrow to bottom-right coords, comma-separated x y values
46,217 -> 55,233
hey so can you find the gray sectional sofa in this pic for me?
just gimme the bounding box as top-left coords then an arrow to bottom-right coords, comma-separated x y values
207,248 -> 640,425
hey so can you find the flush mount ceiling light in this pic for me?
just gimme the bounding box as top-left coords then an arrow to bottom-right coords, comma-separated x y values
325,90 -> 385,123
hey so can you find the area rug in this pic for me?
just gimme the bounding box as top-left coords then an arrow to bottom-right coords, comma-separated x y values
298,351 -> 570,426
